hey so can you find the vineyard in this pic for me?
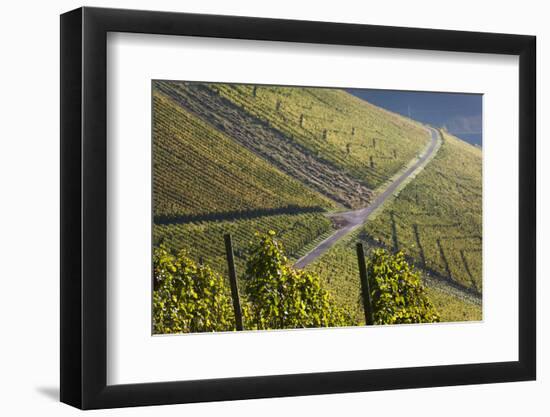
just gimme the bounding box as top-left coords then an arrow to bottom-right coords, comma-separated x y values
213,83 -> 430,189
306,230 -> 482,323
153,90 -> 334,220
364,131 -> 482,292
154,81 -> 431,208
151,80 -> 483,328
153,88 -> 338,279
153,232 -> 440,333
307,131 -> 483,322
154,211 -> 333,280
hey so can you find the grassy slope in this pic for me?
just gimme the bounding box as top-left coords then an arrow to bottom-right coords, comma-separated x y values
308,131 -> 483,323
214,83 -> 430,190
153,89 -> 335,277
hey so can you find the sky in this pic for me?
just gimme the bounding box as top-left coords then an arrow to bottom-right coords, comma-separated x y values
347,89 -> 483,147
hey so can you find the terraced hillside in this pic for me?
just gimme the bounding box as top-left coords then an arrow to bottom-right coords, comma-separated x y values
153,89 -> 337,276
307,131 -> 482,322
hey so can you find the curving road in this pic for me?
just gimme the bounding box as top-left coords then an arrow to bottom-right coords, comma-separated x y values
294,127 -> 441,269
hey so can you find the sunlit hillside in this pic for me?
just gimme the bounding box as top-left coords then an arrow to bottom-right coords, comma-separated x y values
308,130 -> 482,322
152,81 -> 481,324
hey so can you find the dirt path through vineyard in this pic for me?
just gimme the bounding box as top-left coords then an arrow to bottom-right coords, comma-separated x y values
294,127 -> 441,269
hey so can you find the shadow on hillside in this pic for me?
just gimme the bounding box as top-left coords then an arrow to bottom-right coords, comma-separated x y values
356,229 -> 482,300
154,205 -> 326,225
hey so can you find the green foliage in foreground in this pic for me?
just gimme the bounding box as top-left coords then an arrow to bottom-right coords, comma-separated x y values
153,246 -> 235,334
367,249 -> 440,324
243,232 -> 354,330
153,232 -> 353,334
153,233 -> 448,334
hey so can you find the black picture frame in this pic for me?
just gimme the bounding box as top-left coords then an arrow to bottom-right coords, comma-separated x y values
60,6 -> 536,410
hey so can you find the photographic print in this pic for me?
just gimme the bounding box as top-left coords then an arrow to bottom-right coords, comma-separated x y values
152,81 -> 482,334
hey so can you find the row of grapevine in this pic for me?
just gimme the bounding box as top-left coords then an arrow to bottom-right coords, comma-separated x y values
363,131 -> 482,292
302,127 -> 484,322
153,91 -> 334,219
154,81 -> 373,209
153,212 -> 334,281
211,83 -> 430,189
153,233 -> 439,334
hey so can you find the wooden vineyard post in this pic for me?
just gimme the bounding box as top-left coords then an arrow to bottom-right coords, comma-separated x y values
356,242 -> 374,325
224,234 -> 244,331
